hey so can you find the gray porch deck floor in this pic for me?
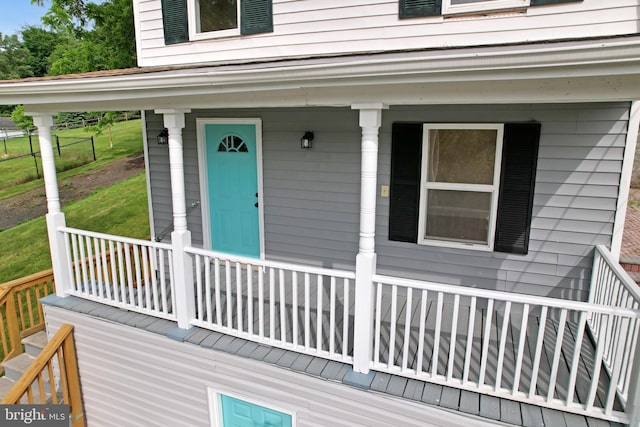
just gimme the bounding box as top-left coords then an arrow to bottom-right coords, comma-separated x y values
41,294 -> 626,427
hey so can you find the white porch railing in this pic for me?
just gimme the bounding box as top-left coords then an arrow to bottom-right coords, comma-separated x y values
589,245 -> 640,410
60,227 -> 176,321
370,272 -> 640,423
186,246 -> 355,364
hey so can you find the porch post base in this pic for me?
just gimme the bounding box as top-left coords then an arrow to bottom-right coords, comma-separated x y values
172,229 -> 195,329
47,212 -> 72,298
343,367 -> 375,390
352,252 -> 376,374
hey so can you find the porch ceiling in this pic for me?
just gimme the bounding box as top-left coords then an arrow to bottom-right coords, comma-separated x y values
1,35 -> 640,112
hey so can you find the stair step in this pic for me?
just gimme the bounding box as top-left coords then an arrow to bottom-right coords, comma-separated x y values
2,353 -> 36,381
0,376 -> 16,396
0,372 -> 53,404
22,331 -> 48,357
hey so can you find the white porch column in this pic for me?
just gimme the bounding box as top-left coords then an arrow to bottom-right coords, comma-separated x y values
156,108 -> 195,329
31,113 -> 72,297
351,103 -> 387,374
611,100 -> 640,261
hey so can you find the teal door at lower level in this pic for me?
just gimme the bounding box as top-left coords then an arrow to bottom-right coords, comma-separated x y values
220,395 -> 292,427
206,123 -> 260,258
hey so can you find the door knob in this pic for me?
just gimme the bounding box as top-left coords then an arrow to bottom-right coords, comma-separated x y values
255,202 -> 259,207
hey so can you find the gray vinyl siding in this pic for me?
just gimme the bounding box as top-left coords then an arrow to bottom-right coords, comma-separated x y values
146,102 -> 628,301
376,104 -> 628,301
43,306 -> 495,427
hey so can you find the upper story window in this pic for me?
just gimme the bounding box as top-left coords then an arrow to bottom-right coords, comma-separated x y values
162,0 -> 273,45
399,0 -> 582,19
192,0 -> 240,38
443,0 -> 529,15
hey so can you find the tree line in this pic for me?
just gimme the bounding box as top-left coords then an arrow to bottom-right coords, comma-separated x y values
0,0 -> 137,137
0,0 -> 136,117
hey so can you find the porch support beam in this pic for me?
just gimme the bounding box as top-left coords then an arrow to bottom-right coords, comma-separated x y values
611,100 -> 640,261
352,103 -> 387,374
30,112 -> 72,297
157,108 -> 195,329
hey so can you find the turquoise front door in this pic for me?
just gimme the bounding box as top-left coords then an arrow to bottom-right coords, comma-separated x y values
205,123 -> 260,258
220,395 -> 292,427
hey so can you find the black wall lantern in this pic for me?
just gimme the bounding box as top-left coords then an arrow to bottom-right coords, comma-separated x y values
157,128 -> 169,145
301,131 -> 314,149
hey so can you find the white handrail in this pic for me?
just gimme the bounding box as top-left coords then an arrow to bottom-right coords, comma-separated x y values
59,226 -> 172,250
372,273 -> 640,318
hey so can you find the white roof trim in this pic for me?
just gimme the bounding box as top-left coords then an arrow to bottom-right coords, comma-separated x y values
2,36 -> 640,110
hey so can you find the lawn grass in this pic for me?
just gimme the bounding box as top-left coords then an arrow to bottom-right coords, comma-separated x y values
0,119 -> 143,199
0,172 -> 150,283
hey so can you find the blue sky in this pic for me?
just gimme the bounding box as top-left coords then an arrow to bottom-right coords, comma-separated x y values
0,1 -> 48,37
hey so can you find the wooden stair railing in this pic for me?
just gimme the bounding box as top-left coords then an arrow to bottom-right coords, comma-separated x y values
0,270 -> 56,372
2,324 -> 85,427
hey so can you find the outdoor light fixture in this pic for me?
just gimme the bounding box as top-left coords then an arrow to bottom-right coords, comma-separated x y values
301,131 -> 314,149
157,128 -> 169,145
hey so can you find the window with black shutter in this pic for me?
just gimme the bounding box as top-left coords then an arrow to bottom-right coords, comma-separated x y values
389,122 -> 540,255
161,0 -> 273,45
398,0 -> 582,18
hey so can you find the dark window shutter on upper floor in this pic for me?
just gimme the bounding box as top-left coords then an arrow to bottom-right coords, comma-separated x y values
493,123 -> 540,255
531,0 -> 582,5
399,0 -> 442,19
241,0 -> 273,35
389,123 -> 423,243
161,0 -> 189,45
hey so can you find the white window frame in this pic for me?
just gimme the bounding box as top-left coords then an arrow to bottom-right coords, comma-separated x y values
417,123 -> 504,251
443,0 -> 530,15
188,0 -> 241,41
208,388 -> 297,427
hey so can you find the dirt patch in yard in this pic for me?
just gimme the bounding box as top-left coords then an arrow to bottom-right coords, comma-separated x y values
0,152 -> 145,231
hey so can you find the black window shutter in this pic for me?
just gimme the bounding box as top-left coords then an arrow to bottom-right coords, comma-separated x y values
389,123 -> 423,243
161,0 -> 189,45
399,0 -> 442,19
531,0 -> 582,5
494,123 -> 540,255
241,0 -> 273,35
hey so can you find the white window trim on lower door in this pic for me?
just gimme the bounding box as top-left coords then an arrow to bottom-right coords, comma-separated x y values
417,123 -> 504,251
196,117 -> 265,260
188,0 -> 241,41
208,387 -> 298,427
442,0 -> 530,15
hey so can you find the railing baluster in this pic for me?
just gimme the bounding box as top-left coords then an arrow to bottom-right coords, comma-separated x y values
133,245 -> 143,309
150,247 -> 160,312
159,249 -> 168,314
215,258 -> 222,326
124,243 -> 134,305
547,308 -> 568,402
237,262 -> 244,333
316,274 -> 323,353
195,255 -> 203,321
279,269 -> 286,342
269,267 -> 275,342
108,240 -> 118,303
402,287 -> 413,372
292,272 -> 298,347
388,285 -> 398,369
447,294 -> 460,382
247,264 -> 254,336
495,301 -> 512,391
304,273 -> 310,351
478,299 -> 494,387
416,289 -> 428,375
342,277 -> 349,358
116,242 -> 126,304
142,246 -> 152,310
330,276 -> 336,356
226,260 -> 233,330
513,303 -> 530,395
100,238 -> 110,299
87,236 -> 97,297
70,233 -> 81,291
463,296 -> 477,385
78,235 -> 88,295
529,306 -> 548,399
586,314 -> 613,411
431,291 -> 444,378
204,258 -> 211,323
257,265 -> 264,338
374,282 -> 383,366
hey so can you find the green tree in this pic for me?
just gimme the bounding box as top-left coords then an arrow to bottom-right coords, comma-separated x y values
21,26 -> 61,77
11,105 -> 34,134
86,111 -> 119,148
0,34 -> 33,80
